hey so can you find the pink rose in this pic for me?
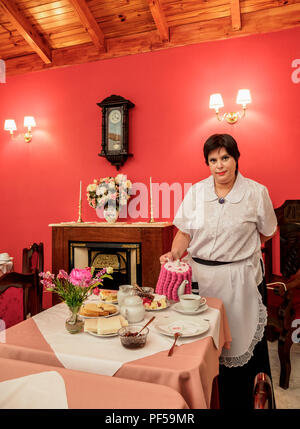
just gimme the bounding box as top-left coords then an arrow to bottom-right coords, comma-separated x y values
69,268 -> 92,286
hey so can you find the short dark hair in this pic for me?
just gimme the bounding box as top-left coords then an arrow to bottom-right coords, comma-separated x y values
203,134 -> 240,172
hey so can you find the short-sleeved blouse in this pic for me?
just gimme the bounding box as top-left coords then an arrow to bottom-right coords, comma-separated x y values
173,172 -> 277,367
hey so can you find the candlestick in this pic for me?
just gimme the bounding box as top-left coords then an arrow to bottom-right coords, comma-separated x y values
149,177 -> 155,223
77,180 -> 83,223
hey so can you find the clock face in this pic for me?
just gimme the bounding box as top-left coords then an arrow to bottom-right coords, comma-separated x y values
108,108 -> 122,152
109,109 -> 121,124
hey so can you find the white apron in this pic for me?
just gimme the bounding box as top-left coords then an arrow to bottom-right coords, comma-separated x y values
187,253 -> 267,367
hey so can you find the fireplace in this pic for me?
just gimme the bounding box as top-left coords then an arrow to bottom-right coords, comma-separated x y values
70,241 -> 141,289
50,222 -> 174,306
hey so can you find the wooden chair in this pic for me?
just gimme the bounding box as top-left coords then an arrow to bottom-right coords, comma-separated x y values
22,242 -> 44,312
0,272 -> 41,320
264,200 -> 300,389
22,242 -> 44,274
253,373 -> 275,409
0,243 -> 44,327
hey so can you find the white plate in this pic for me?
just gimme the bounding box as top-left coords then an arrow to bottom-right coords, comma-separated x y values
145,301 -> 170,312
80,304 -> 119,319
172,302 -> 208,315
155,319 -> 209,337
86,296 -> 118,304
98,298 -> 118,304
101,299 -> 118,304
86,330 -> 118,338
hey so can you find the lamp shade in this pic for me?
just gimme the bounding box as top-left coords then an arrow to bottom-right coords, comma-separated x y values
209,93 -> 224,109
24,116 -> 36,128
236,89 -> 251,105
4,119 -> 17,131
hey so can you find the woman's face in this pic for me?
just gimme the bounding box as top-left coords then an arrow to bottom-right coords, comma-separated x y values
207,147 -> 237,186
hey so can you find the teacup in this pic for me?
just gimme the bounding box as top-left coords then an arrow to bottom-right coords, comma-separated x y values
0,253 -> 10,262
179,294 -> 206,311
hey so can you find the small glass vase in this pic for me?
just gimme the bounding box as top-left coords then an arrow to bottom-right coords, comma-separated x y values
65,305 -> 84,334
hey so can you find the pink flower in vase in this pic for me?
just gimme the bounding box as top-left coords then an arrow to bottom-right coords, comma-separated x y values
57,270 -> 69,280
69,268 -> 92,287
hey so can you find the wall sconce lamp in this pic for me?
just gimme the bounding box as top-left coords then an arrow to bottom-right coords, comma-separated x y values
4,116 -> 36,142
209,89 -> 252,124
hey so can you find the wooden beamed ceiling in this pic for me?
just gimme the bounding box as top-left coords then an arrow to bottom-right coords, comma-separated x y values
0,0 -> 299,76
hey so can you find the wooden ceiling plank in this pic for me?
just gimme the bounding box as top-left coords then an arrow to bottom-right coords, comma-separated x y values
230,0 -> 241,30
3,1 -> 300,75
147,0 -> 169,42
68,0 -> 105,51
0,0 -> 52,63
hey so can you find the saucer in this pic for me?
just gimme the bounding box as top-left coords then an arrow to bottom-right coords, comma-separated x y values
155,319 -> 209,337
172,302 -> 208,315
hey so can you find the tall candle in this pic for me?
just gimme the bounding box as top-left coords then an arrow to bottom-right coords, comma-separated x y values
150,177 -> 153,203
150,177 -> 154,222
77,180 -> 83,223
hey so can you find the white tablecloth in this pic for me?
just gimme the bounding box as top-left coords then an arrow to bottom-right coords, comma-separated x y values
0,371 -> 68,409
33,301 -> 221,377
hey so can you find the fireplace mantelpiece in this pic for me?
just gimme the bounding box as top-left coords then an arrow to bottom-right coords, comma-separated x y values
49,222 -> 174,306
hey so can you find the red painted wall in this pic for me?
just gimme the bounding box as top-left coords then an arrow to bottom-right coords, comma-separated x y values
0,27 -> 299,307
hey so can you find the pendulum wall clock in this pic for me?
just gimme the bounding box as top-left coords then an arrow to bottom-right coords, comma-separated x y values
97,95 -> 135,170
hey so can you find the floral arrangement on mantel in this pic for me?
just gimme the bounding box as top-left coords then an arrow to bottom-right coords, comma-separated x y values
39,267 -> 113,333
86,174 -> 132,222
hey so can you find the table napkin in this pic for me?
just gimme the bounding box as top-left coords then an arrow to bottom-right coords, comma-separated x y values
33,302 -> 220,377
0,371 -> 68,409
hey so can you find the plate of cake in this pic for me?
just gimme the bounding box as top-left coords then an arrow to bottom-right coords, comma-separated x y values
99,289 -> 118,304
84,314 -> 128,337
142,293 -> 170,311
80,302 -> 119,318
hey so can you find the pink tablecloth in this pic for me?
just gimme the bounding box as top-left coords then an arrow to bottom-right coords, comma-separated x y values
0,357 -> 189,409
0,297 -> 231,409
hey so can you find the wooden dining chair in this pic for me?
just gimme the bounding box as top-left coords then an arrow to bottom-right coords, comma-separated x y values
0,272 -> 41,320
253,373 -> 275,409
22,242 -> 44,274
264,200 -> 300,389
22,242 -> 44,312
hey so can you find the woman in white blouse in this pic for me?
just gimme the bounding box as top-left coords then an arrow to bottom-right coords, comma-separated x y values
160,134 -> 277,409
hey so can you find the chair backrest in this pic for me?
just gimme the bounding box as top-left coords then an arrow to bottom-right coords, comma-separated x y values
275,200 -> 300,278
262,200 -> 300,282
0,272 -> 40,320
22,243 -> 44,274
253,373 -> 275,409
22,242 -> 44,313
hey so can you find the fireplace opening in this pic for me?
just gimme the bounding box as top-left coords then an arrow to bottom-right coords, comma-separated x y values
69,242 -> 141,290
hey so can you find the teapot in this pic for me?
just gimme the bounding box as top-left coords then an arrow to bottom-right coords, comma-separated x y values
177,280 -> 189,297
120,295 -> 145,324
117,285 -> 135,307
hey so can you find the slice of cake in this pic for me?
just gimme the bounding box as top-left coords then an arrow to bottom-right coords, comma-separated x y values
143,293 -> 167,310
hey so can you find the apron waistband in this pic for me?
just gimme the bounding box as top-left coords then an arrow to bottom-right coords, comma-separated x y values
192,257 -> 231,266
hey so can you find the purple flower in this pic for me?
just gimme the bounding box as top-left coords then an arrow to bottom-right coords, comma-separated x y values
57,270 -> 69,280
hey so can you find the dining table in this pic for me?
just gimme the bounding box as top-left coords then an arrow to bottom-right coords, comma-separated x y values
0,356 -> 189,409
0,294 -> 231,409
